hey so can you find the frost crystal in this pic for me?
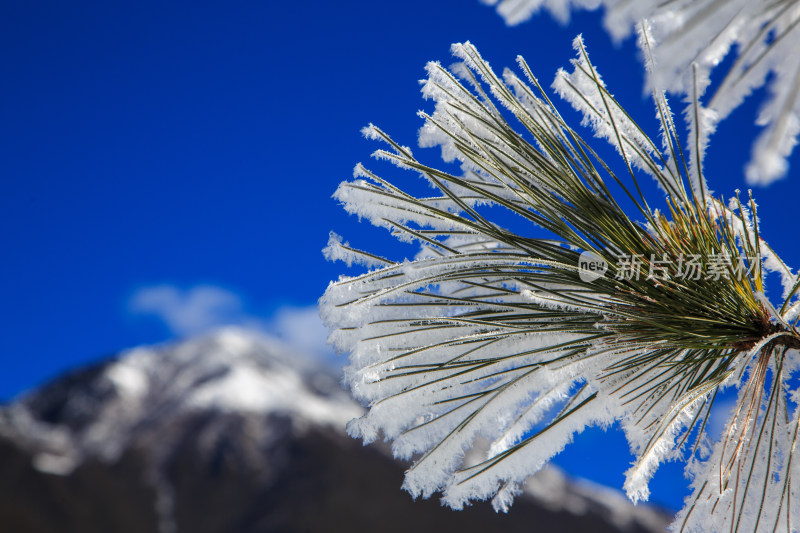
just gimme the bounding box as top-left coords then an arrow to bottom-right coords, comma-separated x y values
483,0 -> 800,185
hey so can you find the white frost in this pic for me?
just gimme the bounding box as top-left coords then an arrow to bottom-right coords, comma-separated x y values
484,0 -> 800,185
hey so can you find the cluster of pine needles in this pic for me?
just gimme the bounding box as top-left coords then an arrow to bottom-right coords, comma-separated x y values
322,38 -> 800,531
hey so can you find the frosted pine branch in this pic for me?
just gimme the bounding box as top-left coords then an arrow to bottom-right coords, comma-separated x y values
322,42 -> 800,531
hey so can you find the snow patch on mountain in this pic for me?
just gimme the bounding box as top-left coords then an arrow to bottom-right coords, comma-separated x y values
526,467 -> 669,532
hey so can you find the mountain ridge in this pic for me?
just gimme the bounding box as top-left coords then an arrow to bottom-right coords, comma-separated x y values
0,328 -> 672,532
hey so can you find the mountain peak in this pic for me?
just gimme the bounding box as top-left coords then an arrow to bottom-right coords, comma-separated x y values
0,329 -> 672,533
1,328 -> 359,477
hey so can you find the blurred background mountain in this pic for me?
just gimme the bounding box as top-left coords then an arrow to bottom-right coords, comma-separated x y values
0,329 -> 671,533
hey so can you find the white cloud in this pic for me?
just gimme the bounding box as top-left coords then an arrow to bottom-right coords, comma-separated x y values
266,305 -> 334,361
128,284 -> 338,365
129,285 -> 245,336
706,396 -> 738,441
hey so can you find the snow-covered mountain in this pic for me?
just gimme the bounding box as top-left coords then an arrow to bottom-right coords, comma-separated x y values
1,329 -> 360,476
0,328 -> 671,533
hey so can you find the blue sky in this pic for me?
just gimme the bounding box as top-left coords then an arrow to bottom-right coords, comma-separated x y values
2,0 -> 798,511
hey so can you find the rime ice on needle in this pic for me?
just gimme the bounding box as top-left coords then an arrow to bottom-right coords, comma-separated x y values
483,0 -> 800,186
321,39 -> 800,532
